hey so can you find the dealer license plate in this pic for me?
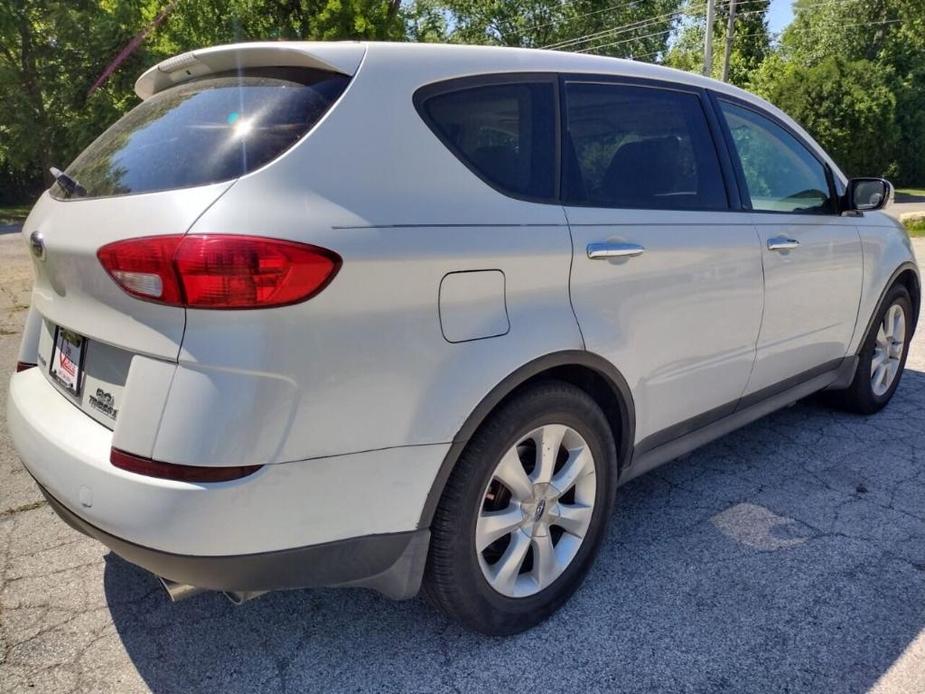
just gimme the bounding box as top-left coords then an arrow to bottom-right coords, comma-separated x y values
49,327 -> 85,395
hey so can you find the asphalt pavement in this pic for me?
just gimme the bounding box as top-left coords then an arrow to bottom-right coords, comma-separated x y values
892,192 -> 925,221
2,232 -> 925,693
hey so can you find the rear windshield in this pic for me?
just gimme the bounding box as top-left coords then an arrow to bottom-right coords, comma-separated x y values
52,68 -> 349,200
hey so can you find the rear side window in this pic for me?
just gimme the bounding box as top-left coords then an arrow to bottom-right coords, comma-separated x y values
418,82 -> 556,201
563,82 -> 728,210
718,101 -> 834,214
52,68 -> 349,200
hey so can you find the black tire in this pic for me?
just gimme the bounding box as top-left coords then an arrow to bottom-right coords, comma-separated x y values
833,284 -> 912,414
423,380 -> 618,635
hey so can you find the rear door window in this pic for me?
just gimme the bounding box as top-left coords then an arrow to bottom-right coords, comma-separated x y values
718,101 -> 834,214
418,81 -> 556,201
562,82 -> 728,210
52,68 -> 349,200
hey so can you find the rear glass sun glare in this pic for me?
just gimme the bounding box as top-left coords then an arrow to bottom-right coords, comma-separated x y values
51,69 -> 350,200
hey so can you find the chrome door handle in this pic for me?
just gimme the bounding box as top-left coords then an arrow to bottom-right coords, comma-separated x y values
587,242 -> 646,260
767,237 -> 800,251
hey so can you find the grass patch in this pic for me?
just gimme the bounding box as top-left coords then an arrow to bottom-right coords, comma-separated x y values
897,187 -> 925,198
0,204 -> 31,226
904,218 -> 925,237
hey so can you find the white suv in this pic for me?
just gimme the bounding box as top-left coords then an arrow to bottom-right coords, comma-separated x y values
7,42 -> 919,635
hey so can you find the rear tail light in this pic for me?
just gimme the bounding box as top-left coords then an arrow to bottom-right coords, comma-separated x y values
110,448 -> 262,482
97,235 -> 341,309
16,361 -> 37,372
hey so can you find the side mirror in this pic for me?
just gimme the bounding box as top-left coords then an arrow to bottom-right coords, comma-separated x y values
845,177 -> 892,212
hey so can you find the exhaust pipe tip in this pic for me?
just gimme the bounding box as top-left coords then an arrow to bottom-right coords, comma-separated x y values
223,590 -> 268,605
158,577 -> 207,602
157,577 -> 268,605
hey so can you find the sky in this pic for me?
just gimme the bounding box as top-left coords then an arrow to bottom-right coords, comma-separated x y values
767,0 -> 795,35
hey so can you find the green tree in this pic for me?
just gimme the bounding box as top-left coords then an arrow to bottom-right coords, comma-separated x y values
751,0 -> 925,183
148,0 -> 403,53
410,0 -> 684,59
750,55 -> 899,178
0,0 -> 150,198
664,0 -> 770,86
0,0 -> 405,202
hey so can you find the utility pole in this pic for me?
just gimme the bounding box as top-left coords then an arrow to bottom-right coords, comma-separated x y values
703,0 -> 716,77
722,0 -> 737,82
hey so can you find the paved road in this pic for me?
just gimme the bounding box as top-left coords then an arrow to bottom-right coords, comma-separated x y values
2,233 -> 925,693
890,193 -> 925,221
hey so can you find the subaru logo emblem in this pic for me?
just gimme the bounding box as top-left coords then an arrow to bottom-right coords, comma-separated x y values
29,231 -> 46,261
534,499 -> 546,522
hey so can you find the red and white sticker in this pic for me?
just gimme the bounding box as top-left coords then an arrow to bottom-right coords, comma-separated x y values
50,329 -> 83,394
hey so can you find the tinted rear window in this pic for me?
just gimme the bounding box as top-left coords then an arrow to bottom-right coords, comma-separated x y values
563,82 -> 728,210
52,68 -> 349,200
419,82 -> 556,201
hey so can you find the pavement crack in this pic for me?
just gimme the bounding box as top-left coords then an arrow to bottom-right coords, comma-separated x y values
0,500 -> 47,519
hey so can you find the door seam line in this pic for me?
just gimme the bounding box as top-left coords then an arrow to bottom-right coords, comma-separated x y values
738,222 -> 766,401
561,206 -> 587,350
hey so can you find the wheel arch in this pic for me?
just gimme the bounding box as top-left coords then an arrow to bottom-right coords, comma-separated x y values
417,350 -> 635,529
895,266 -> 921,330
860,262 -> 921,349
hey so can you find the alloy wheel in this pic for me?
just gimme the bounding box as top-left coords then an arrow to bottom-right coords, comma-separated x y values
475,424 -> 596,598
871,303 -> 906,397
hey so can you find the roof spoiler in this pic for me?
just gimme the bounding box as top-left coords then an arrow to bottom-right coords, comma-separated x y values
134,42 -> 366,99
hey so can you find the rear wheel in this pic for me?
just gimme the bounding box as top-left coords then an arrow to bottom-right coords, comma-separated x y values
423,381 -> 617,635
833,284 -> 912,414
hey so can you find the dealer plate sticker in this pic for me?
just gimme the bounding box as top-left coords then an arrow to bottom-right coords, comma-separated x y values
49,327 -> 84,395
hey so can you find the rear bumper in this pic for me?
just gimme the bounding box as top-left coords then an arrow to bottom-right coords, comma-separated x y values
39,484 -> 428,599
8,367 -> 445,597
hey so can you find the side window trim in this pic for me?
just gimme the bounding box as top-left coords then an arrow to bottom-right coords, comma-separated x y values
709,91 -> 838,215
557,74 -> 736,212
707,90 -> 753,211
413,72 -> 561,205
698,85 -> 743,210
552,78 -> 563,201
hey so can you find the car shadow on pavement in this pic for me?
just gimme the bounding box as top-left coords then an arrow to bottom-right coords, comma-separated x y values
105,370 -> 925,693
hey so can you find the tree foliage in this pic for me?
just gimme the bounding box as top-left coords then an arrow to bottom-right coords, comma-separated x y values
410,0 -> 684,57
2,0 -> 924,202
664,0 -> 770,86
0,0 -> 150,197
0,0 -> 403,202
750,55 -> 899,178
750,0 -> 925,183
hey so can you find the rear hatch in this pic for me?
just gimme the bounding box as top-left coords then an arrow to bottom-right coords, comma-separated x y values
28,185 -> 229,427
25,44 -> 359,428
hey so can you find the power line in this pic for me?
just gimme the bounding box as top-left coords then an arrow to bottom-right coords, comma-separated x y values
543,8 -> 691,50
544,5 -> 704,50
547,0 -> 896,58
629,18 -> 905,64
526,0 -> 647,36
575,25 -> 681,53
545,0 -> 770,53
575,3 -> 834,55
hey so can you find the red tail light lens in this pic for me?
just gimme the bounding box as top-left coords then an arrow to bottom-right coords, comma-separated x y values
98,236 -> 184,304
98,235 -> 341,309
16,361 -> 37,372
110,448 -> 262,482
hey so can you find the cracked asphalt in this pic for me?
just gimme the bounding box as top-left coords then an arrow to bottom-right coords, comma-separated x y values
2,232 -> 925,693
